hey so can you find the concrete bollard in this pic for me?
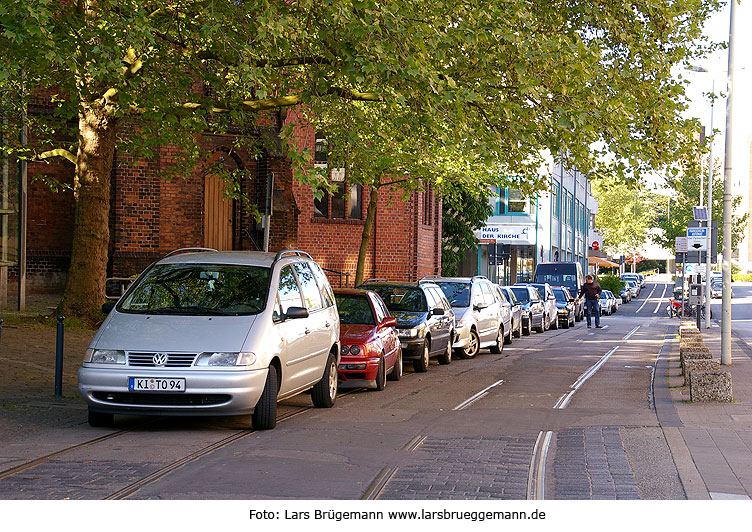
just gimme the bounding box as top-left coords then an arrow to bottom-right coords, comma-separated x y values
689,370 -> 733,402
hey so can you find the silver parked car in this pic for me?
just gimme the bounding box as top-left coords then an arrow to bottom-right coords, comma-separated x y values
429,276 -> 508,358
78,249 -> 341,430
496,284 -> 523,339
528,282 -> 559,330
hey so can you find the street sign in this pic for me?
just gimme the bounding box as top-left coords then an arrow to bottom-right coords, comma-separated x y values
687,227 -> 708,251
685,263 -> 695,275
675,236 -> 688,253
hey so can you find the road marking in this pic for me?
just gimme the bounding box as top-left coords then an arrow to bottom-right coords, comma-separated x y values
452,379 -> 504,411
571,346 -> 620,393
623,325 -> 641,340
654,283 -> 669,314
527,430 -> 553,500
637,284 -> 657,313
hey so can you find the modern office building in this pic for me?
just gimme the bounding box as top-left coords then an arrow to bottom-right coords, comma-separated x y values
457,163 -> 600,284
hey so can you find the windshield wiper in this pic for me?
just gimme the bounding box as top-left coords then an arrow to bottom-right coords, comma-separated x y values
147,306 -> 234,315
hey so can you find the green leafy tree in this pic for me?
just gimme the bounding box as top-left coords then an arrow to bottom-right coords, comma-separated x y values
652,165 -> 748,257
441,183 -> 493,277
591,177 -> 662,268
1,0 -> 723,318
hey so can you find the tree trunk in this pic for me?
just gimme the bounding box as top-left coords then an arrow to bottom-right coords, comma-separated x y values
58,105 -> 117,320
354,187 -> 378,287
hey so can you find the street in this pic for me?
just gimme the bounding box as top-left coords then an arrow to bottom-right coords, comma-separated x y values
0,281 -> 706,500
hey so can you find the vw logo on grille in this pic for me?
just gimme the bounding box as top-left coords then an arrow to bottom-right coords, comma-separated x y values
152,352 -> 169,366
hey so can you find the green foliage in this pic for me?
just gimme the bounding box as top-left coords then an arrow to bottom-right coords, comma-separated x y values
441,182 -> 493,276
652,164 -> 748,255
0,0 -> 726,316
597,274 -> 624,295
591,177 -> 663,256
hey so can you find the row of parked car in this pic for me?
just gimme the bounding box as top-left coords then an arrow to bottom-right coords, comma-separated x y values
77,249 -> 594,431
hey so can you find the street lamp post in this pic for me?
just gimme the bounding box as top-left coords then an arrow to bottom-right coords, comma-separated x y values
721,0 -> 736,366
705,82 -> 714,330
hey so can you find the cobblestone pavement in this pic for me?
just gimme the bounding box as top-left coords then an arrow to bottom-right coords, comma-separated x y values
378,436 -> 536,500
553,427 -> 640,500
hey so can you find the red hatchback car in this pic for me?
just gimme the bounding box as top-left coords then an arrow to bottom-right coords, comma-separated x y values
333,288 -> 402,390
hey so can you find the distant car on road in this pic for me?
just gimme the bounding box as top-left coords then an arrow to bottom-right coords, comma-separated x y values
552,286 -> 576,328
508,285 -> 546,335
497,285 -> 523,339
528,282 -> 559,330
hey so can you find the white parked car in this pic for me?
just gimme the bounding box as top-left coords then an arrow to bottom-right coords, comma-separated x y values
529,282 -> 559,330
79,248 -> 341,430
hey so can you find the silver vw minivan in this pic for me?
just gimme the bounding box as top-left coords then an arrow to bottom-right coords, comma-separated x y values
78,249 -> 340,430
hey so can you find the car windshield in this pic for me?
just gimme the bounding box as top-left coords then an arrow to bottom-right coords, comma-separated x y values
118,263 -> 270,315
334,294 -> 376,325
363,285 -> 427,313
436,282 -> 471,307
553,288 -> 569,302
511,286 -> 530,302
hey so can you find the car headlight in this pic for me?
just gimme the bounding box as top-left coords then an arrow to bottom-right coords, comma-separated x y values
85,349 -> 126,364
195,352 -> 257,366
398,328 -> 420,338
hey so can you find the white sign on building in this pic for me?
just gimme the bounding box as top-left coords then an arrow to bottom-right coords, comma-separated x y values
478,225 -> 535,244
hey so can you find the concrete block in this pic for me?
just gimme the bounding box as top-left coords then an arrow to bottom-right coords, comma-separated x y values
683,359 -> 721,385
689,370 -> 733,402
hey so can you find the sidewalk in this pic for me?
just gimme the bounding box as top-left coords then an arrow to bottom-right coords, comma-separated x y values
656,319 -> 752,500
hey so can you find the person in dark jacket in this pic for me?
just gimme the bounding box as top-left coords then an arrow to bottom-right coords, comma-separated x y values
578,275 -> 602,328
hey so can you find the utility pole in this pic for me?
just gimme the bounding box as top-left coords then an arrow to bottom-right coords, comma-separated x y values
721,0 -> 736,366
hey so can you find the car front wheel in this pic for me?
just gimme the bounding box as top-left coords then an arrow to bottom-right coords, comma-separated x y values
437,339 -> 452,365
461,329 -> 480,359
252,365 -> 278,429
312,352 -> 338,408
413,340 -> 430,372
372,356 -> 386,391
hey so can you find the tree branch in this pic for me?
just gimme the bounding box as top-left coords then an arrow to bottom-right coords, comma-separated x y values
38,148 -> 78,165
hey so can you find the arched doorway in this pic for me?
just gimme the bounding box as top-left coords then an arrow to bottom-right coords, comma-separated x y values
203,150 -> 241,251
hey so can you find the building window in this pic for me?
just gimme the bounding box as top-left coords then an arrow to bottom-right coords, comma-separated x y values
423,184 -> 433,225
496,188 -> 531,215
551,182 -> 560,219
314,134 -> 328,165
314,181 -> 362,220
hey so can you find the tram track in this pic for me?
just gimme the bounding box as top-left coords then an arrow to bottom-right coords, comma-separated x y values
0,390 -> 361,499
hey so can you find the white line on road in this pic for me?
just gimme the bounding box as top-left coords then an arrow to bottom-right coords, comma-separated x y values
452,379 -> 505,411
637,284 -> 657,313
653,283 -> 669,314
623,326 -> 641,340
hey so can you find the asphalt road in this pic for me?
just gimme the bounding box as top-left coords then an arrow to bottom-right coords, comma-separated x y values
0,281 -> 693,500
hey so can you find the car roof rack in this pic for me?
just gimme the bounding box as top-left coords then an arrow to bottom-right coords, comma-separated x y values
273,249 -> 313,261
164,247 -> 218,258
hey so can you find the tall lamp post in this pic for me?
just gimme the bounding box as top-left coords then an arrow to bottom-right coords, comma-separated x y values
721,0 -> 736,366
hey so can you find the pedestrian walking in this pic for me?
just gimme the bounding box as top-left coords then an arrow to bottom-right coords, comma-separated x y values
578,274 -> 602,328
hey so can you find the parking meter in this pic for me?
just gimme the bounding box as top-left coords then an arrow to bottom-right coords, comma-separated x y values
688,284 -> 703,306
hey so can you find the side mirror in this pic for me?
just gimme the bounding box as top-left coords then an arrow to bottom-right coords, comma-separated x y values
380,317 -> 397,328
432,307 -> 445,316
284,306 -> 309,320
102,301 -> 116,314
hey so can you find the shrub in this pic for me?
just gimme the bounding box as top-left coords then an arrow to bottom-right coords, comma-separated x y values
598,274 -> 624,294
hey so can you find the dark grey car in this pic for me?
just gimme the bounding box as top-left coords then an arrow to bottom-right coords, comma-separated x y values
508,285 -> 546,335
357,281 -> 454,372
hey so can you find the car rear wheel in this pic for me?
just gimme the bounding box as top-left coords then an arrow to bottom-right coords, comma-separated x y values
312,352 -> 338,408
88,410 -> 114,427
562,315 -> 570,329
550,312 -> 559,329
437,339 -> 452,365
461,329 -> 480,359
387,348 -> 402,381
413,341 -> 430,372
372,356 -> 386,391
513,318 -> 522,338
252,365 -> 278,430
535,315 -> 546,333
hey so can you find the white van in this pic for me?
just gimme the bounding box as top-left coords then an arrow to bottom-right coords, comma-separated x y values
78,249 -> 340,430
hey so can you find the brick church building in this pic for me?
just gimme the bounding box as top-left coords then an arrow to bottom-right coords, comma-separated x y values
18,110 -> 442,293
